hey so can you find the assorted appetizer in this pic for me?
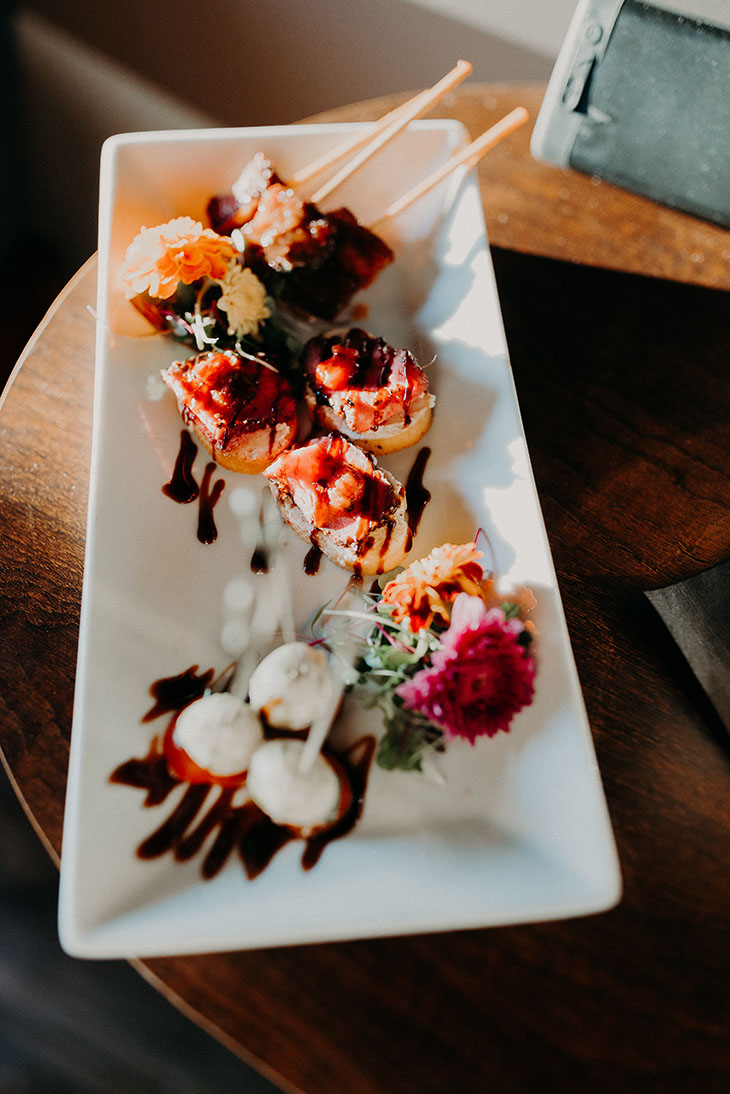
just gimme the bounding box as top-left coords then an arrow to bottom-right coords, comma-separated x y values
160,348 -> 298,474
264,432 -> 412,575
118,79 -> 529,567
107,77 -> 539,886
205,61 -> 489,321
118,78 -> 528,348
246,739 -> 351,835
163,691 -> 264,785
300,327 -> 434,453
111,640 -> 375,879
110,537 -> 536,881
248,641 -> 339,730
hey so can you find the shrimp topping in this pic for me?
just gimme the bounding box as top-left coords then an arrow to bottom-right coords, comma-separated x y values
161,349 -> 298,471
302,328 -> 432,434
265,433 -> 399,534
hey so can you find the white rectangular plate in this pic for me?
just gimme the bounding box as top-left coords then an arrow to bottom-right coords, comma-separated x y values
58,122 -> 621,957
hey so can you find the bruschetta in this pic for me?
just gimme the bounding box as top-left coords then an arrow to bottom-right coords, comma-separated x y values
300,327 -> 433,454
263,432 -> 412,574
161,348 -> 298,474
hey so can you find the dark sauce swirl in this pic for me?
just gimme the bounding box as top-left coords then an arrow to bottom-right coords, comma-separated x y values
162,432 -> 225,543
405,446 -> 431,536
304,540 -> 323,575
162,429 -> 199,503
111,670 -> 376,881
197,462 -> 225,544
142,665 -> 215,723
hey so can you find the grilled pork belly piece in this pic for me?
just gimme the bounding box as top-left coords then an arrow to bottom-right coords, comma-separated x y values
278,207 -> 393,320
207,154 -> 394,320
161,349 -> 298,474
264,432 -> 411,574
301,327 -> 433,453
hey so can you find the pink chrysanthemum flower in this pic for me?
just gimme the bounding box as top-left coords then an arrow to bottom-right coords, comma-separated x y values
395,593 -> 535,743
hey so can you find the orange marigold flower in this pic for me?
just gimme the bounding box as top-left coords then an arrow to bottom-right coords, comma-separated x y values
120,216 -> 237,300
381,541 -> 490,632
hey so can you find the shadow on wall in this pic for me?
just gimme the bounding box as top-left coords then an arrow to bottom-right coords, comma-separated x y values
14,0 -> 552,274
22,0 -> 551,124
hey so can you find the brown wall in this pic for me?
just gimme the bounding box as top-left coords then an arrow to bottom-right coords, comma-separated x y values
20,0 -> 552,125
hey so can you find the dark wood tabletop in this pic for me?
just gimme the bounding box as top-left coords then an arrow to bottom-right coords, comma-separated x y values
1,84 -> 729,1093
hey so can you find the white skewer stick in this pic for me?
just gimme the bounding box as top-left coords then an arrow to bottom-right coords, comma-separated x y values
257,486 -> 296,646
371,107 -> 529,230
291,60 -> 472,190
296,667 -> 347,778
297,583 -> 372,777
310,60 -> 473,204
289,99 -> 421,190
225,486 -> 294,697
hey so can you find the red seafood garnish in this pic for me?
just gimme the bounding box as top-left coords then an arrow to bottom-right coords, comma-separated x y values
314,344 -> 359,390
241,184 -> 334,272
265,433 -> 398,530
162,718 -> 248,787
302,328 -> 429,432
162,349 -> 296,452
207,152 -> 280,234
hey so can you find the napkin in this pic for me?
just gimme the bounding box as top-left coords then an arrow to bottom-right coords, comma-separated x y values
645,560 -> 730,736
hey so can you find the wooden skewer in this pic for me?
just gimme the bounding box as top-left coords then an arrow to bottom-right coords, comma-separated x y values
290,61 -> 473,190
289,98 -> 424,190
309,59 -> 473,204
371,106 -> 530,230
296,595 -> 367,778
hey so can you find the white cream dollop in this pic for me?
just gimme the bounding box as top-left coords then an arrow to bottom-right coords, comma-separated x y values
248,642 -> 338,730
173,692 -> 263,776
246,739 -> 342,830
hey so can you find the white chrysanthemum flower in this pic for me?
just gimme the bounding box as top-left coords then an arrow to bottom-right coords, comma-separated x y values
216,261 -> 270,337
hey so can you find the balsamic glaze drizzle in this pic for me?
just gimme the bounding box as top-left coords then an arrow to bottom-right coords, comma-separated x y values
142,665 -> 214,723
162,432 -> 225,544
250,546 -> 270,574
197,462 -> 225,544
162,430 -> 199,503
405,446 -> 431,536
304,541 -> 323,575
111,671 -> 376,881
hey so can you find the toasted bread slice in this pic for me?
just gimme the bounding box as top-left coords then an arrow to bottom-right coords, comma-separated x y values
303,389 -> 432,454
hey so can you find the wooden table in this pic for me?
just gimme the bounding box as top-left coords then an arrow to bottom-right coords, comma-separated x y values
2,84 -> 729,1093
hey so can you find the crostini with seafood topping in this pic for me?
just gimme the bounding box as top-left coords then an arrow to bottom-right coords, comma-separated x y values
161,348 -> 298,474
300,328 -> 434,454
263,432 -> 412,574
